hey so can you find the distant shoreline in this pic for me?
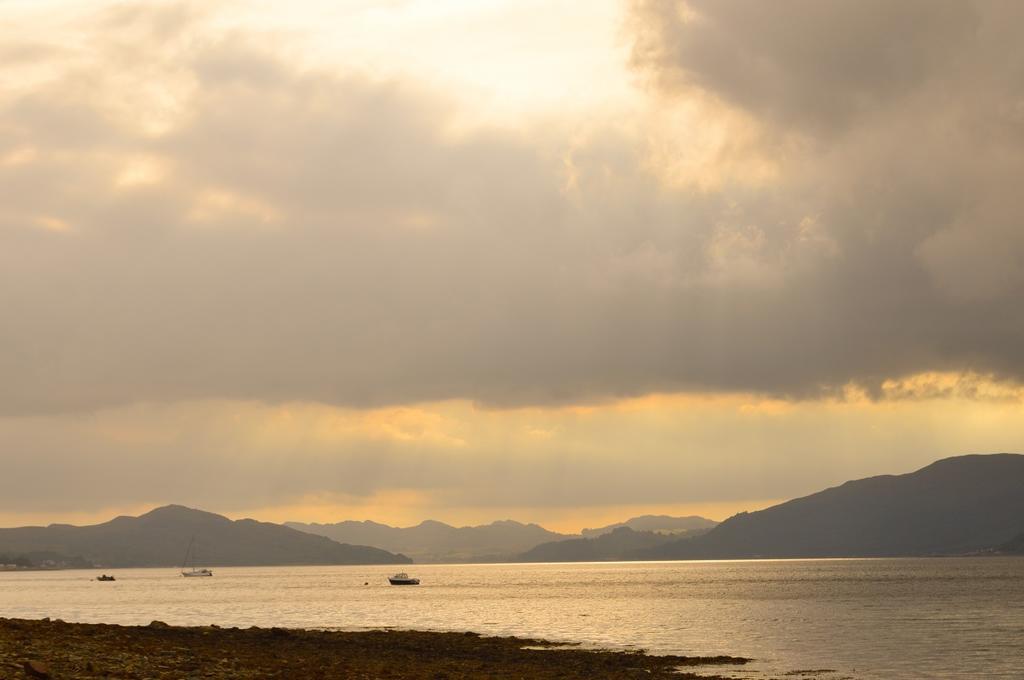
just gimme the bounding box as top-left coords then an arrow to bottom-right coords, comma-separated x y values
2,552 -> 1021,574
0,617 -> 749,679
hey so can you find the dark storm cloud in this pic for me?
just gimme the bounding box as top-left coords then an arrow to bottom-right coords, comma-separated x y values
2,1 -> 1024,416
630,0 -> 1024,386
630,0 -> 980,134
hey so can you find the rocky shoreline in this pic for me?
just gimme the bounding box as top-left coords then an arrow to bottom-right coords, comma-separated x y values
1,617 -> 749,679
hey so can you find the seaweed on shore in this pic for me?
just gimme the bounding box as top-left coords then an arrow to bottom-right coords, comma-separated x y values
0,617 -> 750,679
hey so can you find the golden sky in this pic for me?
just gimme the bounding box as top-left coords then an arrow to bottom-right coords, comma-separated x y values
1,0 -> 1023,531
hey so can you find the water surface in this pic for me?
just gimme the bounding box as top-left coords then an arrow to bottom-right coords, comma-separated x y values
1,558 -> 1021,678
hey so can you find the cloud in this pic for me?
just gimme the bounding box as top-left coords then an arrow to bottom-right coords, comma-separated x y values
630,0 -> 980,134
629,0 -> 1024,387
3,395 -> 1023,522
2,0 -> 1024,420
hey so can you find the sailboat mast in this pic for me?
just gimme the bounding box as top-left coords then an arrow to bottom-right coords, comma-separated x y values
182,535 -> 195,570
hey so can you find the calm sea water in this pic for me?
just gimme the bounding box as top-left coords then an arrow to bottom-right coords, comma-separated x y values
1,558 -> 1021,679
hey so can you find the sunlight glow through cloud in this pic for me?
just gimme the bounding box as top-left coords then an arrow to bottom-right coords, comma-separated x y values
2,0 -> 1023,528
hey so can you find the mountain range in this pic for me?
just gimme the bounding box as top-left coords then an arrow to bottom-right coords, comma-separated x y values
579,515 -> 717,538
636,453 -> 1024,559
286,515 -> 721,563
514,518 -> 716,562
0,505 -> 409,568
517,526 -> 676,562
285,518 -> 573,563
2,453 -> 1020,567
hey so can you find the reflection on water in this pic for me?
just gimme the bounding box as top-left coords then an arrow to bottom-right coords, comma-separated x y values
1,558 -> 1022,678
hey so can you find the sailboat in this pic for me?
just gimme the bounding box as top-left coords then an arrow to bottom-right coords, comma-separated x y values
181,536 -> 213,577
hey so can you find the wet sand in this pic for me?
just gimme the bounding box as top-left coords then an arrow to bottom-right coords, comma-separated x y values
1,617 -> 749,678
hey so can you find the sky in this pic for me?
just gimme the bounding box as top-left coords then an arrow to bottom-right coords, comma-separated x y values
2,0 -> 1023,532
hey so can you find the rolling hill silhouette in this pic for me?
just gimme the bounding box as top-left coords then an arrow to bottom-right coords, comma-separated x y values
287,518 -> 571,563
0,505 -> 410,567
638,454 -> 1024,559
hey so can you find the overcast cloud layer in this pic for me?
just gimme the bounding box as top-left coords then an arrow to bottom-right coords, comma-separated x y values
2,0 -> 1022,416
2,1 -> 1024,525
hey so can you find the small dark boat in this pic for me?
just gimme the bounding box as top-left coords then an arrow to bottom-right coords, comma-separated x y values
96,575 -> 115,582
388,572 -> 420,585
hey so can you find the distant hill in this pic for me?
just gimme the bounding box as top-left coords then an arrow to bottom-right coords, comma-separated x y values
287,518 -> 572,563
0,505 -> 410,567
517,527 -> 676,562
580,515 -> 717,538
638,454 -> 1024,560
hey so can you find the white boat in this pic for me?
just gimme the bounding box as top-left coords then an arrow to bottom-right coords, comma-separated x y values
182,567 -> 212,577
388,572 -> 420,585
181,536 -> 213,577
